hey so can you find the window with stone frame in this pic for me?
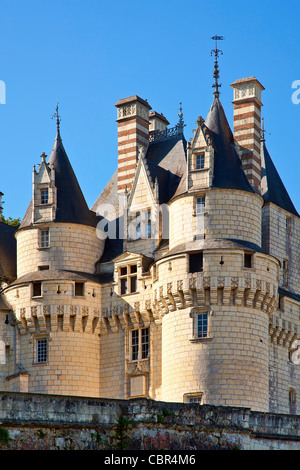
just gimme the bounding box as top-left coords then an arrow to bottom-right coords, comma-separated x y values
130,327 -> 150,361
40,228 -> 49,248
190,307 -> 212,341
119,264 -> 137,295
36,337 -> 48,363
40,188 -> 49,204
32,281 -> 42,298
183,392 -> 204,404
75,282 -> 84,297
196,196 -> 205,214
195,153 -> 205,170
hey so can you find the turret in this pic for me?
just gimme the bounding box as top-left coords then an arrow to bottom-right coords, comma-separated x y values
2,112 -> 105,396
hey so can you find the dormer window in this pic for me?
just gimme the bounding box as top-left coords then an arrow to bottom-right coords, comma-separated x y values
119,264 -> 137,295
40,188 -> 49,204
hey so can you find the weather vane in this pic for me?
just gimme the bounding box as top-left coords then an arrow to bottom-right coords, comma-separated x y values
211,35 -> 225,98
52,102 -> 61,132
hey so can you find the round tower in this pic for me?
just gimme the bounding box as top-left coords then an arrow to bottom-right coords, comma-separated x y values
155,88 -> 280,412
3,116 -> 105,396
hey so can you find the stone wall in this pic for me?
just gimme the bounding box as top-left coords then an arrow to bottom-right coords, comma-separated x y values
0,392 -> 299,450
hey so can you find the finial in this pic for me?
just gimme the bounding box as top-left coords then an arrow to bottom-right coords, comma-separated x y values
211,35 -> 224,98
177,102 -> 185,131
52,102 -> 61,133
40,152 -> 47,163
260,118 -> 266,142
260,118 -> 271,142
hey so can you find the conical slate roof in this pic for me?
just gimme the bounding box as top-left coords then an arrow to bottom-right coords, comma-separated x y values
47,129 -> 97,226
0,221 -> 17,282
20,128 -> 97,229
261,140 -> 299,217
205,97 -> 254,193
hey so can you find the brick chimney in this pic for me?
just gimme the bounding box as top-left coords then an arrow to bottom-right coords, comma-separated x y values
230,77 -> 264,192
115,95 -> 151,192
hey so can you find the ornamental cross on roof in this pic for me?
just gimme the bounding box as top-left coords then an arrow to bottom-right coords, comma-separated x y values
211,35 -> 224,98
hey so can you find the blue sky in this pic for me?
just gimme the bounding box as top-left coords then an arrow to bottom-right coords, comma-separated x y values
0,0 -> 299,220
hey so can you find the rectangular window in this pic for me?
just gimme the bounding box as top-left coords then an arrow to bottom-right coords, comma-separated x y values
36,338 -> 47,363
40,229 -> 49,248
131,328 -> 150,361
75,282 -> 84,296
197,313 -> 208,338
131,329 -> 139,361
141,328 -> 149,359
195,153 -> 205,170
188,395 -> 203,404
33,282 -> 42,297
286,217 -> 291,233
244,253 -> 252,268
189,253 -> 203,273
38,265 -> 49,271
119,265 -> 137,295
40,188 -> 49,204
196,196 -> 205,214
121,278 -> 127,295
146,210 -> 151,238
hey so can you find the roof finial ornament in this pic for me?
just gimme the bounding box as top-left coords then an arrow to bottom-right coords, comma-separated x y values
260,118 -> 271,142
52,102 -> 61,133
260,117 -> 266,142
177,102 -> 185,131
211,35 -> 224,99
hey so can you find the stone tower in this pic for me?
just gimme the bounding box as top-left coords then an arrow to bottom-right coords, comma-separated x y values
2,118 -> 105,396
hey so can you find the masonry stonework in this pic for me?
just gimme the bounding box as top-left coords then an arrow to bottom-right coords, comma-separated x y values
0,73 -> 299,431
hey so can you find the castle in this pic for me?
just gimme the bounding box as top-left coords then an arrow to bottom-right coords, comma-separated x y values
0,50 -> 299,415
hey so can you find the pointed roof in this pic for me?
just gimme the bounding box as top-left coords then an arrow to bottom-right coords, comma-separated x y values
20,127 -> 98,229
204,97 -> 254,193
261,140 -> 299,217
0,221 -> 17,282
47,128 -> 97,226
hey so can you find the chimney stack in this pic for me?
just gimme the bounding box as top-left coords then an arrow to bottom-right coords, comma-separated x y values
115,95 -> 151,192
231,77 -> 264,192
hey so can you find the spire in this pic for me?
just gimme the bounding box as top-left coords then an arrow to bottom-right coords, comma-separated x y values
211,35 -> 224,99
19,108 -> 98,230
204,97 -> 254,193
260,120 -> 298,216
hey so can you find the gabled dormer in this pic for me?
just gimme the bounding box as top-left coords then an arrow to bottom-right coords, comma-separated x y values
187,116 -> 215,191
126,149 -> 160,258
32,152 -> 56,224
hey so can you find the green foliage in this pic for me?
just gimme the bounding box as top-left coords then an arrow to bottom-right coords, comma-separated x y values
1,214 -> 21,226
0,427 -> 10,445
